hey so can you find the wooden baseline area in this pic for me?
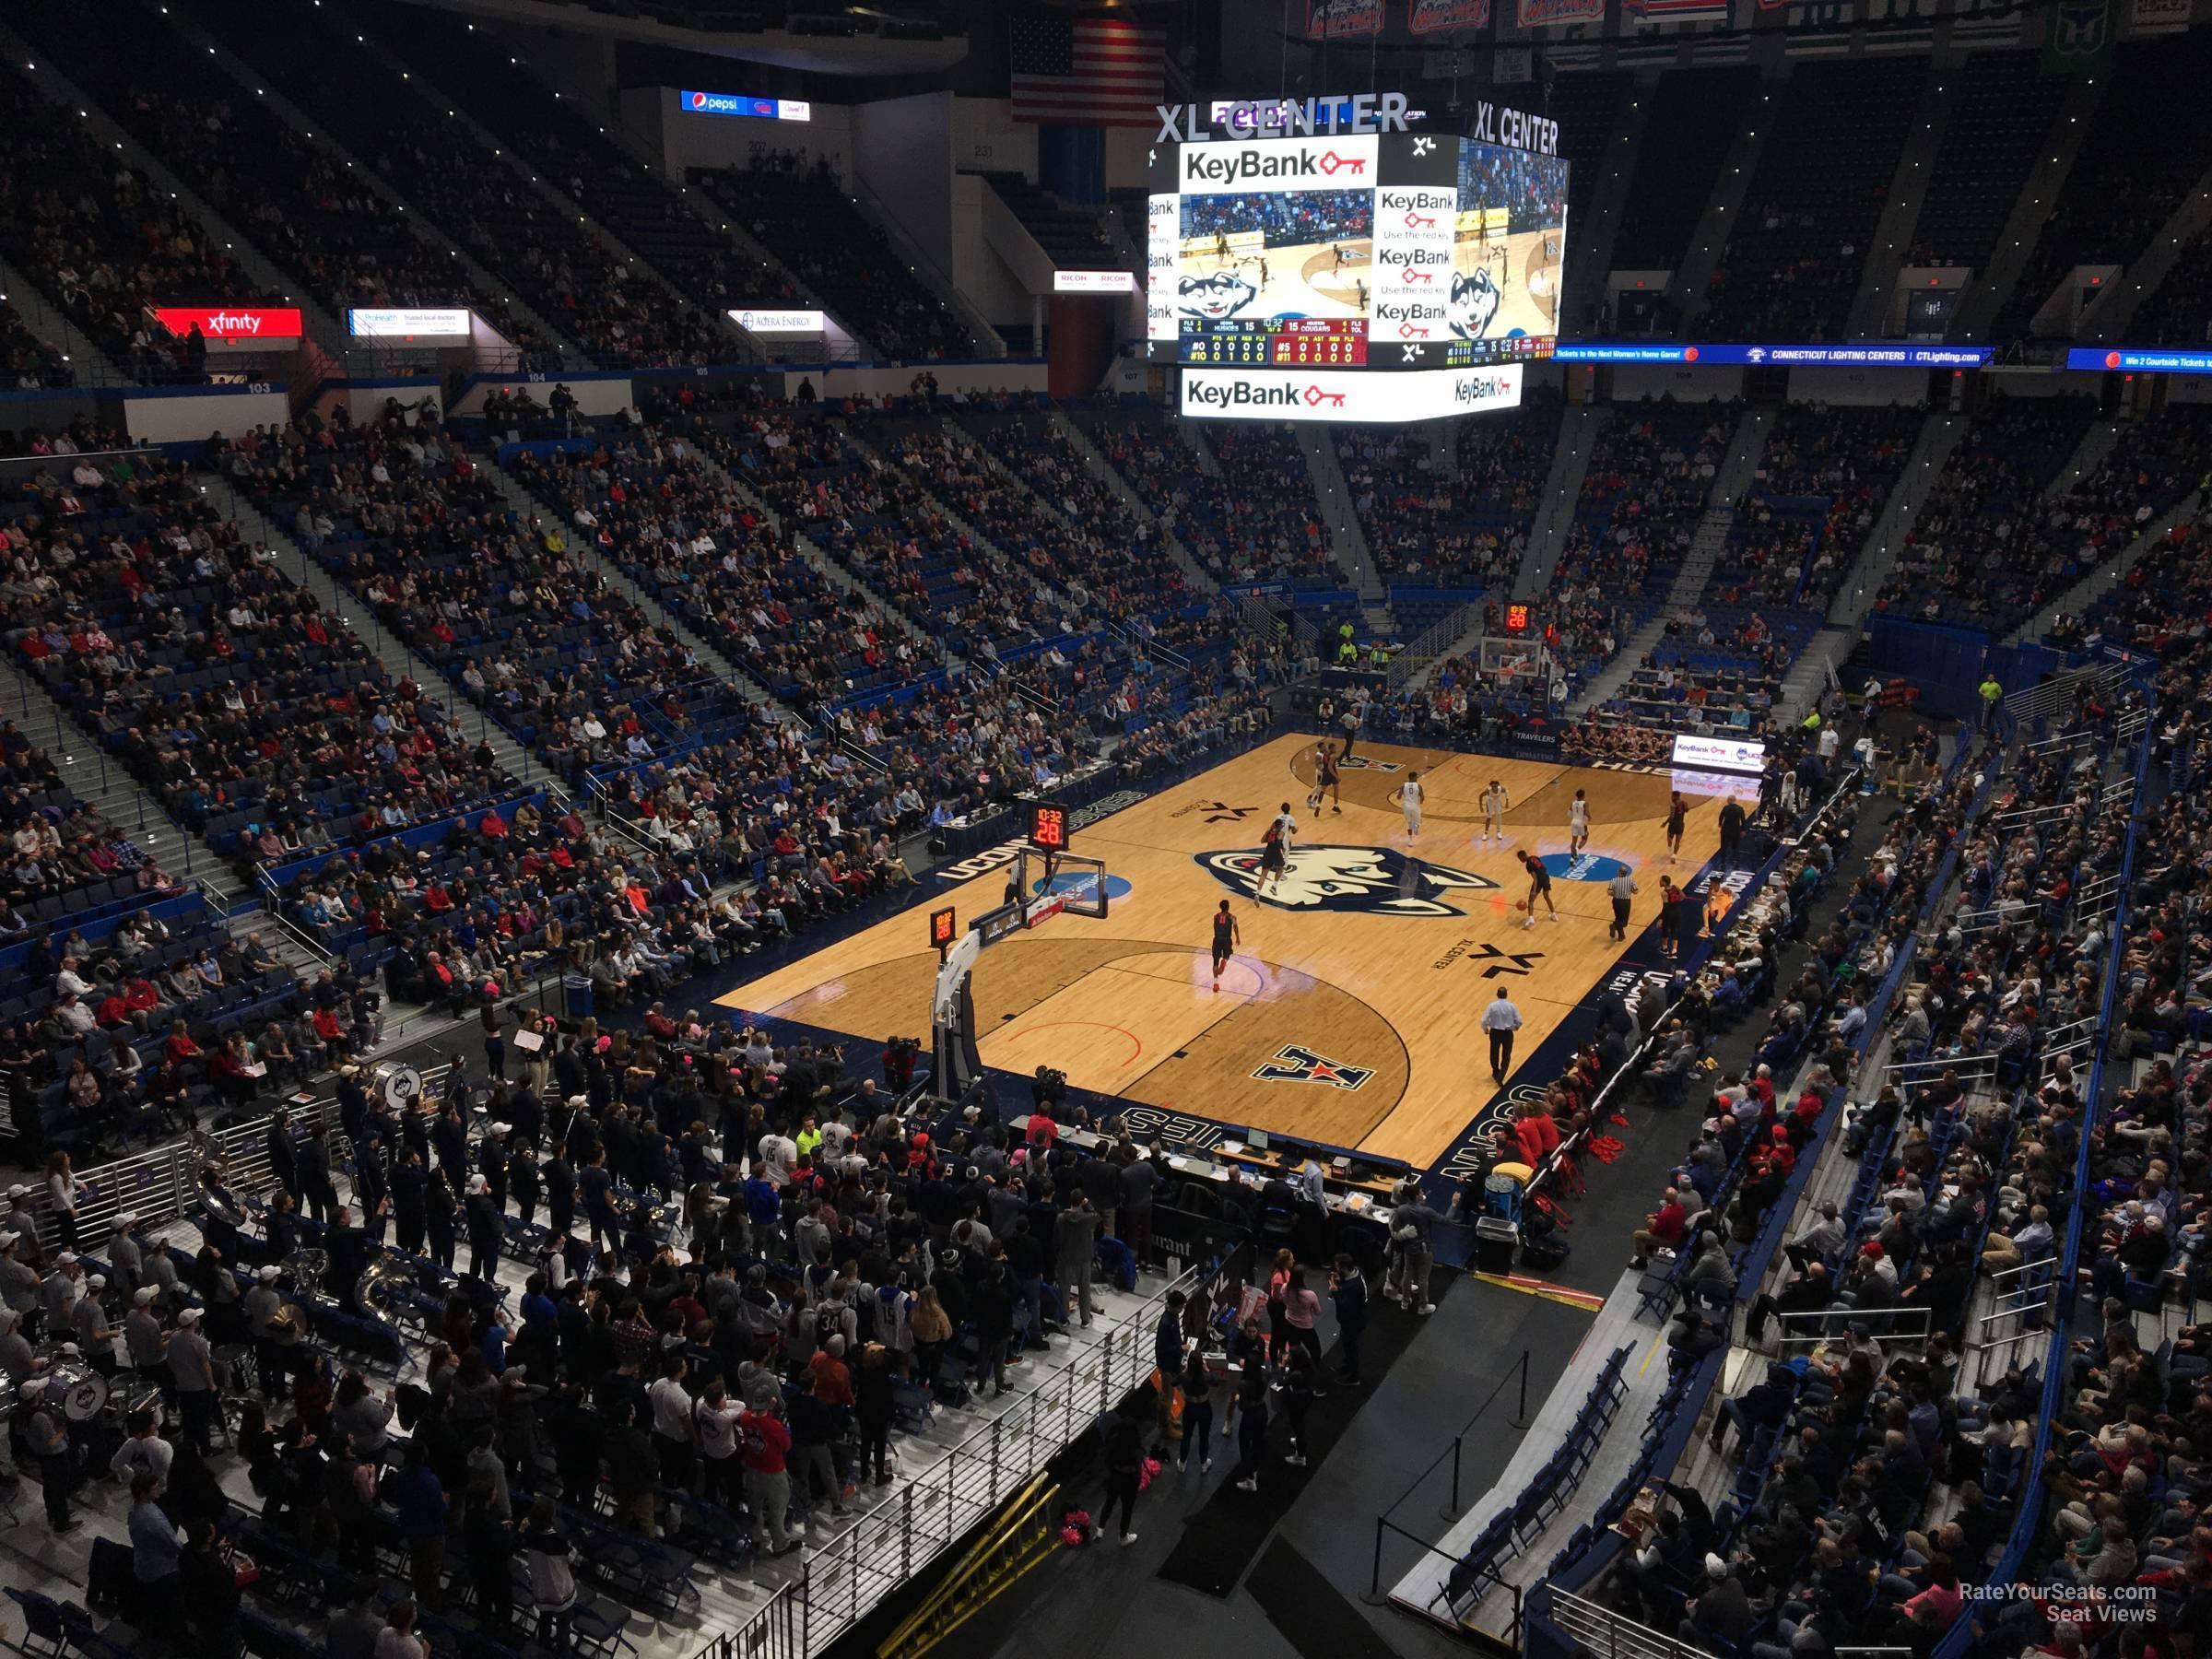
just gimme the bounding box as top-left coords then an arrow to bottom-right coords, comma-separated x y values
715,735 -> 1727,1171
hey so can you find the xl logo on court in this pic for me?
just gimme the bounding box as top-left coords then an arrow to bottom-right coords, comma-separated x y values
1194,845 -> 1500,916
1252,1045 -> 1373,1090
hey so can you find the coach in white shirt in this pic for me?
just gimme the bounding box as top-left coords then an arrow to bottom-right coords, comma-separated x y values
1481,988 -> 1524,1085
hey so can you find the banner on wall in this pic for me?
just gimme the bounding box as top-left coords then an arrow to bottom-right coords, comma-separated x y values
2065,347 -> 2212,372
1520,0 -> 1607,24
1410,0 -> 1494,29
1308,0 -> 1386,34
2043,0 -> 2115,66
1628,0 -> 1734,20
1551,341 -> 1993,366
1948,0 -> 2023,41
2131,0 -> 2191,30
149,306 -> 303,351
1495,43 -> 1536,76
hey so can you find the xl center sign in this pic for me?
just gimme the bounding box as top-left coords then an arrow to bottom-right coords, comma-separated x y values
1179,363 -> 1524,423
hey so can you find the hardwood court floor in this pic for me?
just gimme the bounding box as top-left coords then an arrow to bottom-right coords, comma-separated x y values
717,735 -> 1725,1169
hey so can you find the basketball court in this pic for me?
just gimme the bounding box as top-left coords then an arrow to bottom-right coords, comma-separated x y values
1182,238 -> 1373,321
1181,222 -> 1560,341
1453,223 -> 1562,339
715,735 -> 1728,1171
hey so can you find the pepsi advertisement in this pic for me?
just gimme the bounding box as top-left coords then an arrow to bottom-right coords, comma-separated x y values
678,90 -> 811,123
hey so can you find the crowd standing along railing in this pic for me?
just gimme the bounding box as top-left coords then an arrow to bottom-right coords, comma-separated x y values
1925,699 -> 2158,1659
686,1255 -> 1220,1659
39,1052 -> 1222,1659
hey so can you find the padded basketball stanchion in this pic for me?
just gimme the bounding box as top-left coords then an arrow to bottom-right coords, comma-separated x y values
931,972 -> 982,1099
926,846 -> 1108,1097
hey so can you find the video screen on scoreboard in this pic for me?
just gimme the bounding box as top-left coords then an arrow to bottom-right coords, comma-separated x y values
1147,131 -> 1566,371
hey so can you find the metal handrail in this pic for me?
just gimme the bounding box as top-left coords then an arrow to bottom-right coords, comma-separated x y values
1385,601 -> 1477,689
1881,1051 -> 2000,1089
840,738 -> 891,777
690,1256 -> 1211,1659
1770,1305 -> 1934,1347
1549,1586 -> 1710,1659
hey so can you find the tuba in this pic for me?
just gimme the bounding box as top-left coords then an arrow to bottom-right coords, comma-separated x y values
198,1162 -> 248,1231
356,1254 -> 415,1320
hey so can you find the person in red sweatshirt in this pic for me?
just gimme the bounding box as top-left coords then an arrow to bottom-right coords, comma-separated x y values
738,1400 -> 797,1556
1630,1187 -> 1688,1270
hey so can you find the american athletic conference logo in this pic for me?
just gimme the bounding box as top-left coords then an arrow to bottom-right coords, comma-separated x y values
1252,1045 -> 1374,1090
1194,844 -> 1500,916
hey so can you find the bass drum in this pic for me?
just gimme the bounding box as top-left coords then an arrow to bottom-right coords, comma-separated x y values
374,1061 -> 426,1113
47,1358 -> 109,1423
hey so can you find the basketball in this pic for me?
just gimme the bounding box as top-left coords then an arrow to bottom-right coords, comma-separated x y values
1515,900 -> 1529,912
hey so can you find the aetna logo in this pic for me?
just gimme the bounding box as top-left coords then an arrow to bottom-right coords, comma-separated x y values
1186,380 -> 1303,409
1181,145 -> 1366,186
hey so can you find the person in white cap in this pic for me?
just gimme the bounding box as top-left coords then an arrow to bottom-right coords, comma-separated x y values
21,1375 -> 76,1531
2,1184 -> 37,1245
0,1230 -> 36,1335
69,1271 -> 117,1372
40,1252 -> 83,1329
0,1303 -> 38,1383
108,1212 -> 145,1298
125,1285 -> 170,1389
169,1305 -> 217,1453
465,1173 -> 505,1282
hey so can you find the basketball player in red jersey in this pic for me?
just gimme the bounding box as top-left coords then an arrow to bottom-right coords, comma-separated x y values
1209,899 -> 1241,992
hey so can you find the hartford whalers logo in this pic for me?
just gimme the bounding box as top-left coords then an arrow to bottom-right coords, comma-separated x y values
1194,844 -> 1500,916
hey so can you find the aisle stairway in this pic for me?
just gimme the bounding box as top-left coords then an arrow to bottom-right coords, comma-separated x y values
204,476 -> 545,794
476,461 -> 794,724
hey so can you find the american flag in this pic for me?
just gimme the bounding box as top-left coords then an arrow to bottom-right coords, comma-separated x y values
1009,16 -> 1166,128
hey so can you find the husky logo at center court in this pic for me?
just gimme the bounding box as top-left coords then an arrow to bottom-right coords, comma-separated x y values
1194,844 -> 1500,916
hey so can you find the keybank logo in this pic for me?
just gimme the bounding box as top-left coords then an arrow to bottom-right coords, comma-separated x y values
1186,380 -> 1305,409
1454,374 -> 1511,406
1182,140 -> 1373,188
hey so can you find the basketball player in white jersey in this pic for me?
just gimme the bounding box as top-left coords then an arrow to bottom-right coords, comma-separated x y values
1569,787 -> 1590,857
1393,771 -> 1424,840
1270,801 -> 1299,853
1479,779 -> 1508,843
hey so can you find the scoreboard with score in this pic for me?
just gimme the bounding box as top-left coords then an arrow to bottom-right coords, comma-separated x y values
928,906 -> 959,949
